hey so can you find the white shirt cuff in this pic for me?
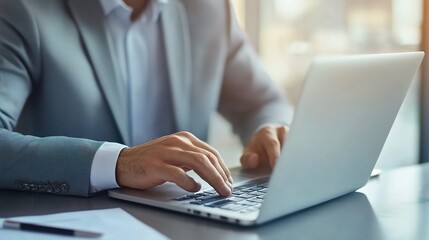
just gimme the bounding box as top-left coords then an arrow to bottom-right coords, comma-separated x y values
89,142 -> 128,193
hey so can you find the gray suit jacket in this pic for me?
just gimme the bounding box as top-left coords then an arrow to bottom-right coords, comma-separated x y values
0,0 -> 293,196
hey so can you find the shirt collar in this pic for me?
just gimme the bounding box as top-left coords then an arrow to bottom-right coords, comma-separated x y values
100,0 -> 169,21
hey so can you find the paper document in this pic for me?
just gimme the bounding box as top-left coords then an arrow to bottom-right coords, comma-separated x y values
0,208 -> 169,240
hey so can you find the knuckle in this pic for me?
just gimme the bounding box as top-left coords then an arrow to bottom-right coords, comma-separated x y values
279,126 -> 288,134
260,126 -> 272,134
193,153 -> 209,165
267,139 -> 280,147
205,152 -> 217,164
177,131 -> 194,138
211,148 -> 222,158
165,135 -> 183,144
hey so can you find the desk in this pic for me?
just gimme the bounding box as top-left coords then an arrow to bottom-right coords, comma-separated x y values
1,163 -> 429,240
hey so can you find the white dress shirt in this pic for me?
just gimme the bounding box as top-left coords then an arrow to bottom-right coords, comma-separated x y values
90,0 -> 174,192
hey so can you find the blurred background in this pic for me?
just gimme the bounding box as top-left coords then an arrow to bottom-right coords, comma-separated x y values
209,0 -> 424,170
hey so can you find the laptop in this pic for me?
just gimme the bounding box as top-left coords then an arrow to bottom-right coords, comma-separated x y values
109,52 -> 424,226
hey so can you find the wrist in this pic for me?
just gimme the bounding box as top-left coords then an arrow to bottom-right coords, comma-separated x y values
115,147 -> 130,187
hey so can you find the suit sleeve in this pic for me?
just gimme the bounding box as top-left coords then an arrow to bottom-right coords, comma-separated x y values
0,0 -> 103,197
218,1 -> 294,145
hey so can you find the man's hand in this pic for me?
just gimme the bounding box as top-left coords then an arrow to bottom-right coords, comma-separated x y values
240,125 -> 289,169
115,132 -> 233,196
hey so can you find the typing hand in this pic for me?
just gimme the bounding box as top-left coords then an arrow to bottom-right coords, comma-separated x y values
240,125 -> 289,169
115,132 -> 233,196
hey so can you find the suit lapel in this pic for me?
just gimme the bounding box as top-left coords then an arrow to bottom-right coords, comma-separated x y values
161,1 -> 192,131
67,0 -> 129,143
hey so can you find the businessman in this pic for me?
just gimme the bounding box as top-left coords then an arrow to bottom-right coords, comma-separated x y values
0,0 -> 293,197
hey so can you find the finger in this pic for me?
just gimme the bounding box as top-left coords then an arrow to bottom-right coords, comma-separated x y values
160,165 -> 201,192
260,128 -> 281,168
184,152 -> 232,196
189,145 -> 232,186
167,137 -> 231,189
240,152 -> 259,169
181,167 -> 191,172
176,132 -> 233,184
162,149 -> 232,196
277,126 -> 288,146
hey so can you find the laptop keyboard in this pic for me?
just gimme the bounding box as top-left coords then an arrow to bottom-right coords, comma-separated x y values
173,177 -> 269,213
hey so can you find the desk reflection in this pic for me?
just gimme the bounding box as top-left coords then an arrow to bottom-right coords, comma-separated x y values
253,193 -> 383,240
166,192 -> 384,240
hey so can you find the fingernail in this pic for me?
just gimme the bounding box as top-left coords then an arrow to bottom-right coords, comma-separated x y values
194,182 -> 202,192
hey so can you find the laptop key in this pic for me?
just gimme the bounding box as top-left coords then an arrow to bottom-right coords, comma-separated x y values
248,191 -> 263,196
232,192 -> 245,197
258,188 -> 268,193
174,196 -> 193,201
237,193 -> 254,199
247,197 -> 264,203
196,194 -> 220,201
248,186 -> 264,191
203,189 -> 217,194
220,203 -> 248,211
174,193 -> 204,201
240,188 -> 254,193
205,199 -> 233,208
227,196 -> 246,202
239,201 -> 260,206
190,195 -> 224,205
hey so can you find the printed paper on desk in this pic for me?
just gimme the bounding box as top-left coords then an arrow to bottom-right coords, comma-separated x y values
0,208 -> 169,240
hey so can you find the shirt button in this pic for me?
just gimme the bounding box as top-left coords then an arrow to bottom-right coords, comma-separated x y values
60,183 -> 69,193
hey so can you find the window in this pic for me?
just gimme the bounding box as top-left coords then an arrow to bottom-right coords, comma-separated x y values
211,0 -> 423,169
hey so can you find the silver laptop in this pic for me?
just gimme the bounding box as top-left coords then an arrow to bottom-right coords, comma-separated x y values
109,52 -> 424,226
